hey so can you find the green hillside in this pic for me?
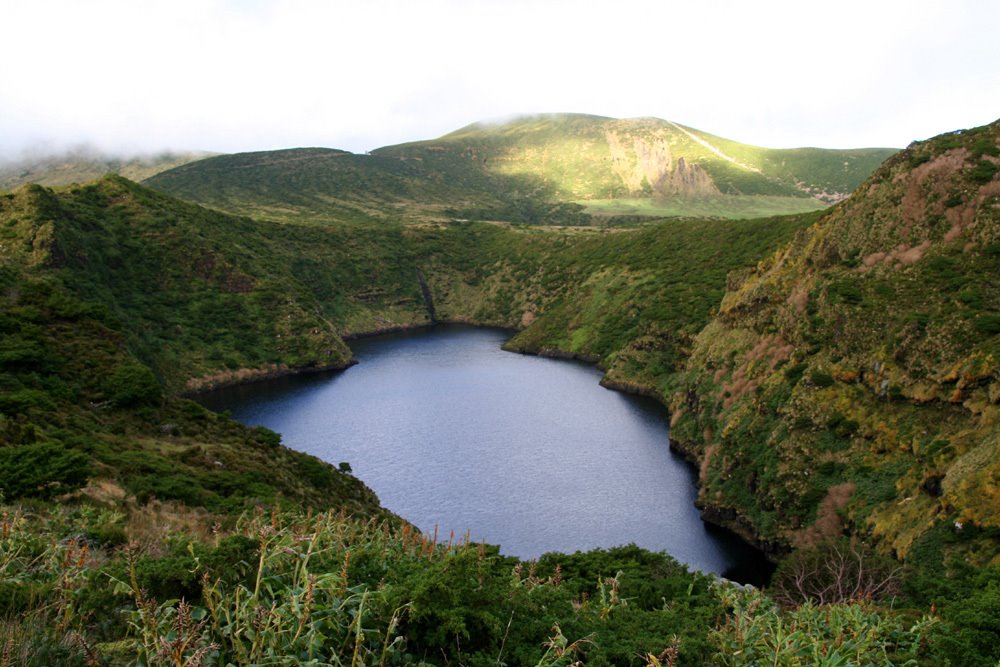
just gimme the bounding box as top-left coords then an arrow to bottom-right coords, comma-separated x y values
2,117 -> 999,663
375,114 -> 895,205
0,149 -> 211,191
143,145 -> 589,225
665,122 -> 1000,572
0,175 -> 814,393
145,114 -> 894,224
378,114 -> 894,206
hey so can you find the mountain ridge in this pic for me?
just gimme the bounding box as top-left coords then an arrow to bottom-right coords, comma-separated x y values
141,113 -> 896,224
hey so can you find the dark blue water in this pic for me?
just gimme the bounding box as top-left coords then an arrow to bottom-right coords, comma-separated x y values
198,325 -> 771,583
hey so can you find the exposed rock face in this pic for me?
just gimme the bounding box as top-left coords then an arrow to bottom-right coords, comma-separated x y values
605,130 -> 720,197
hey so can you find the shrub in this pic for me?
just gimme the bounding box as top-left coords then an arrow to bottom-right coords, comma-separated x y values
809,371 -> 835,388
128,473 -> 212,507
0,388 -> 55,413
933,580 -> 1000,666
972,314 -> 1000,335
102,362 -> 162,407
249,425 -> 281,448
784,362 -> 808,385
712,587 -> 934,666
827,280 -> 863,306
825,412 -> 859,438
0,442 -> 89,499
970,159 -> 999,184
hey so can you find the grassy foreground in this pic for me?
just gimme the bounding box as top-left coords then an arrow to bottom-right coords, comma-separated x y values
2,501 -> 945,666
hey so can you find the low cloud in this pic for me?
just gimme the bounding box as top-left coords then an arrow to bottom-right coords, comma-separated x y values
2,0 -> 998,158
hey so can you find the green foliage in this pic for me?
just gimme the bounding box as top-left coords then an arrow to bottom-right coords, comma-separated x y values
0,442 -> 89,499
102,361 -> 162,407
932,579 -> 1000,666
809,370 -> 835,387
0,620 -> 90,667
970,159 -> 999,184
0,116 -> 996,666
0,503 -> 741,666
901,562 -> 1000,666
667,118 -> 1000,576
145,115 -> 892,225
827,279 -> 864,305
577,194 -> 826,220
972,314 -> 1000,335
825,412 -> 859,438
783,361 -> 808,384
711,588 -> 935,666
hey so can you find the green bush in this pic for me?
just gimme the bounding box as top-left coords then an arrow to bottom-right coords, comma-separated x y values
102,362 -> 162,407
970,159 -> 999,184
783,362 -> 808,385
972,314 -> 1000,335
0,388 -> 55,413
826,412 -> 859,438
128,473 -> 212,507
809,371 -> 835,387
0,442 -> 89,499
711,588 -> 934,666
827,279 -> 863,305
932,580 -> 1000,666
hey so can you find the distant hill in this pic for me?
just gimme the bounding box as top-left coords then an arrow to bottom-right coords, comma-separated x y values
144,146 -> 549,224
380,114 -> 895,203
0,148 -> 212,191
145,114 -> 897,223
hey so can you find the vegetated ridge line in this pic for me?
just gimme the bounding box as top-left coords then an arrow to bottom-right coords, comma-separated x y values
665,120 -> 761,173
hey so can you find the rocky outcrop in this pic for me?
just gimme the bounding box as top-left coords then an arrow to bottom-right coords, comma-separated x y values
605,130 -> 720,197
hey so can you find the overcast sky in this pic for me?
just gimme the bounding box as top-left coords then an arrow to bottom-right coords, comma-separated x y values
1,0 -> 998,159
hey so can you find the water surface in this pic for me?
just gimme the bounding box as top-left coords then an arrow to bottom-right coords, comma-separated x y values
198,325 -> 770,583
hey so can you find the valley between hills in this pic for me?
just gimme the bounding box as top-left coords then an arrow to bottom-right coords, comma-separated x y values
0,114 -> 998,665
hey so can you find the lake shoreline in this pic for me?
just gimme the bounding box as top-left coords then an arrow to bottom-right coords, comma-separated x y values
193,322 -> 769,584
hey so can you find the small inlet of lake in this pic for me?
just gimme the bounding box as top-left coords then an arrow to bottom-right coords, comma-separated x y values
197,325 -> 772,585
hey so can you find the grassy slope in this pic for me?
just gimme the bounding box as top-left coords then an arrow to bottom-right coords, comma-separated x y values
578,195 -> 825,219
143,147 -> 510,224
0,179 -> 387,515
9,120 -> 995,564
145,114 -> 895,224
664,122 -> 1000,568
684,124 -> 898,201
0,174 -> 813,514
378,113 -> 896,202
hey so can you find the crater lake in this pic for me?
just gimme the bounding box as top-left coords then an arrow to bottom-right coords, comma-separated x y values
197,325 -> 771,584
